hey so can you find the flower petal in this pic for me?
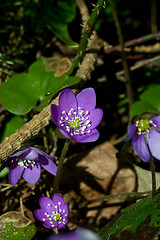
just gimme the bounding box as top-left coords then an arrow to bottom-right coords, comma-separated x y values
147,129 -> 160,160
76,88 -> 96,111
30,147 -> 55,159
88,108 -> 103,129
53,193 -> 64,205
43,220 -> 58,229
59,129 -> 72,140
51,104 -> 61,127
0,157 -> 12,172
59,89 -> 77,112
150,116 -> 160,131
61,203 -> 69,217
38,156 -> 57,176
58,219 -> 68,229
24,147 -> 38,160
22,164 -> 41,184
39,196 -> 54,212
132,134 -> 150,162
34,209 -> 46,222
9,159 -> 24,185
8,149 -> 27,158
125,123 -> 137,141
74,129 -> 100,143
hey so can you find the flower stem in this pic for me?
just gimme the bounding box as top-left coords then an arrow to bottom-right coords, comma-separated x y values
71,0 -> 105,74
53,139 -> 70,194
150,155 -> 156,198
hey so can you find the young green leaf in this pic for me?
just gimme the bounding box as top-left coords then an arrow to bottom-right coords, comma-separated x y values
0,59 -> 80,115
129,101 -> 157,119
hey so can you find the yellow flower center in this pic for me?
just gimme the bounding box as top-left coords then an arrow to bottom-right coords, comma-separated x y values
69,118 -> 81,128
136,119 -> 156,135
52,212 -> 61,221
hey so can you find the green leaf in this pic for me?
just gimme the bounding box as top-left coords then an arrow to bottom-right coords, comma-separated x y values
0,116 -> 27,142
0,211 -> 36,240
0,165 -> 9,178
0,59 -> 81,115
129,101 -> 157,119
99,193 -> 160,240
42,0 -> 77,47
141,85 -> 160,110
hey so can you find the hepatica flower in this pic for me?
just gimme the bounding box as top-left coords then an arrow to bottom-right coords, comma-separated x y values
34,193 -> 69,229
51,88 -> 103,143
0,147 -> 57,185
47,228 -> 102,240
126,112 -> 160,162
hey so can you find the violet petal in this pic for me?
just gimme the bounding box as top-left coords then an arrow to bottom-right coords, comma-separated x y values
44,220 -> 58,229
74,129 -> 100,143
59,89 -> 77,112
24,148 -> 38,160
8,149 -> 27,157
59,129 -> 72,140
53,193 -> 64,204
87,108 -> 103,129
34,209 -> 46,222
60,128 -> 99,143
51,104 -> 61,127
132,134 -> 150,162
22,163 -> 41,184
39,196 -> 54,213
61,203 -> 69,217
150,116 -> 160,131
76,88 -> 96,111
147,129 -> 160,160
0,157 -> 12,172
31,147 -> 55,159
9,160 -> 24,185
125,123 -> 137,141
58,220 -> 68,229
38,156 -> 57,176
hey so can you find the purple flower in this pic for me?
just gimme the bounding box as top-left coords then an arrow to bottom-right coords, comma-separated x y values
51,88 -> 103,143
0,147 -> 57,185
126,113 -> 160,162
34,193 -> 69,229
47,228 -> 102,240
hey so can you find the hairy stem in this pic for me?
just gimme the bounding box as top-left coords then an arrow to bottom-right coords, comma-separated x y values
53,139 -> 70,194
72,0 -> 105,73
150,155 -> 156,198
110,0 -> 133,107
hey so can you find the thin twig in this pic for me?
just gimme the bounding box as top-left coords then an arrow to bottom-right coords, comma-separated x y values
20,197 -> 24,216
151,0 -> 157,33
76,0 -> 90,23
78,191 -> 151,209
42,128 -> 49,153
110,0 -> 133,107
116,55 -> 160,82
104,32 -> 160,54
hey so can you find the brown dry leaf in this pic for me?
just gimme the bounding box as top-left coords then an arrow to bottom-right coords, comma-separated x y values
43,57 -> 71,77
62,141 -> 136,225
